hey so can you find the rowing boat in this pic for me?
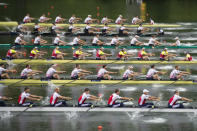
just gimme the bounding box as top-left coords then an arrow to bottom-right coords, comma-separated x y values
0,107 -> 196,113
0,79 -> 195,85
0,21 -> 181,28
1,44 -> 197,49
0,59 -> 196,64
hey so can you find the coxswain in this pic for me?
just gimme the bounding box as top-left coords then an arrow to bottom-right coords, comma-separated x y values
33,35 -> 48,45
97,65 -> 117,80
38,14 -> 51,23
171,37 -> 181,46
168,90 -> 192,108
50,87 -> 72,107
71,64 -> 93,79
115,15 -> 127,24
69,14 -> 82,24
150,18 -> 155,25
46,64 -> 66,80
146,65 -> 166,80
138,89 -> 160,108
96,47 -> 112,60
84,15 -> 98,24
73,47 -> 91,60
122,66 -> 140,80
119,24 -> 132,35
51,46 -> 67,60
116,48 -> 133,60
55,14 -> 66,23
183,52 -> 192,61
6,46 -> 24,59
78,88 -> 101,107
148,35 -> 162,46
29,47 -> 47,59
136,24 -> 149,35
137,48 -> 155,60
92,34 -> 104,46
68,23 -> 81,34
53,34 -> 67,46
130,35 -> 143,46
101,16 -> 113,24
20,64 -> 42,79
14,34 -> 27,45
0,64 -> 16,79
170,66 -> 191,81
108,89 -> 133,108
23,13 -> 35,23
18,87 -> 43,107
72,35 -> 87,46
110,35 -> 124,46
0,96 -> 12,106
84,23 -> 98,35
160,48 -> 177,61
131,16 -> 142,24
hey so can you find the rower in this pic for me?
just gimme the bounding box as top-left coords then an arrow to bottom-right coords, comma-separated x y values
46,64 -> 66,80
73,47 -> 91,60
116,48 -> 133,60
0,96 -> 12,106
110,35 -> 124,46
131,16 -> 142,25
69,14 -> 82,24
50,87 -> 72,107
51,23 -> 58,35
6,46 -> 24,59
96,47 -> 112,60
78,88 -> 101,107
0,64 -> 16,79
168,90 -> 192,108
51,46 -> 67,60
119,24 -> 132,35
23,13 -> 35,23
148,35 -> 162,46
53,34 -> 67,46
171,37 -> 181,46
14,34 -> 27,45
150,18 -> 155,25
29,47 -> 47,59
92,34 -> 104,46
183,52 -> 192,61
84,15 -> 98,24
137,24 -> 149,35
108,89 -> 133,108
68,23 -> 80,34
84,23 -> 98,35
160,48 -> 177,61
72,35 -> 86,46
16,23 -> 28,33
146,65 -> 166,80
71,64 -> 92,80
115,15 -> 127,24
97,65 -> 117,80
38,14 -> 51,23
122,66 -> 140,80
130,35 -> 143,46
101,16 -> 113,24
33,35 -> 47,45
138,48 -> 155,60
55,14 -> 66,23
18,87 -> 43,107
102,23 -> 114,35
33,23 -> 45,34
20,64 -> 42,79
138,89 -> 160,108
170,66 -> 191,81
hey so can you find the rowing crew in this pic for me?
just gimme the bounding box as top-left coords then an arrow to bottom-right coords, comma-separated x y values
0,63 -> 191,81
22,13 -> 151,25
0,88 -> 192,109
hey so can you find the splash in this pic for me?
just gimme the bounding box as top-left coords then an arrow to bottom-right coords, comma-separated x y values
156,65 -> 173,70
126,111 -> 143,120
143,117 -> 167,123
41,96 -> 50,105
0,111 -> 13,120
175,87 -> 187,92
65,112 -> 79,120
109,65 -> 125,70
120,87 -> 137,92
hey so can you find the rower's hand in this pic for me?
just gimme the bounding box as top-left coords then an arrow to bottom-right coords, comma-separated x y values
12,70 -> 17,73
188,99 -> 193,102
39,96 -> 43,99
129,98 -> 134,101
37,98 -> 41,101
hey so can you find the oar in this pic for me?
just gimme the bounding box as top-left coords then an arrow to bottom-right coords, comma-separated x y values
6,79 -> 26,87
14,104 -> 34,118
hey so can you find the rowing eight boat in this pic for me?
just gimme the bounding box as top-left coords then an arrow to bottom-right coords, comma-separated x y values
0,79 -> 196,85
0,59 -> 196,64
0,107 -> 196,113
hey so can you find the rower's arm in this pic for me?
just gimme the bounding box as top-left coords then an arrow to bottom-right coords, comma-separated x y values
56,71 -> 66,74
59,96 -> 72,100
107,71 -> 117,74
181,97 -> 192,102
29,94 -> 43,99
27,96 -> 40,101
120,97 -> 133,101
148,96 -> 160,101
89,95 -> 100,101
81,69 -> 92,73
